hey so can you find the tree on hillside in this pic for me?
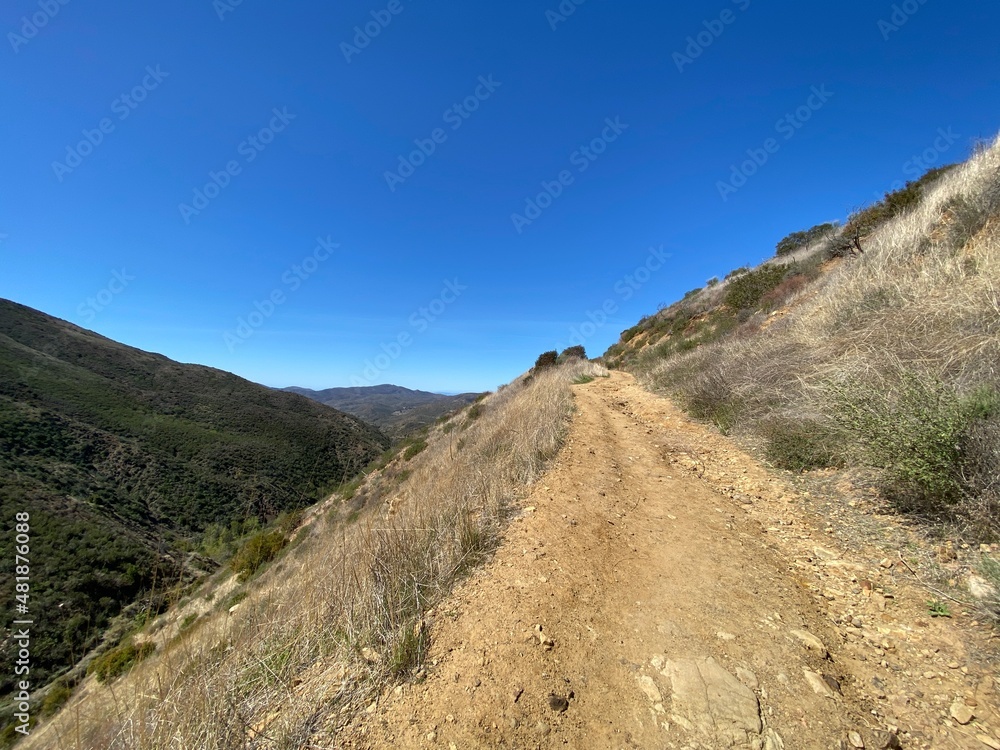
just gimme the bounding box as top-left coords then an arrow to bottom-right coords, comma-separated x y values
534,350 -> 558,370
560,345 -> 587,361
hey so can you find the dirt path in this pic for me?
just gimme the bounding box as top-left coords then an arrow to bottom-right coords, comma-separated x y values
346,372 -> 999,749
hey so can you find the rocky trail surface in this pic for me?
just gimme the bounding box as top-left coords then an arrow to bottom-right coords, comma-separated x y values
343,372 -> 999,749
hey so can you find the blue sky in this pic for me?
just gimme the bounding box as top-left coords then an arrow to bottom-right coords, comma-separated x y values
2,1 -> 998,393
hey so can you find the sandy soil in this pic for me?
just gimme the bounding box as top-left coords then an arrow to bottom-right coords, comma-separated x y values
341,372 -> 999,749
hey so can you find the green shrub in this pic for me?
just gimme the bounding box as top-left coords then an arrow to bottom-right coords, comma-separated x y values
229,530 -> 287,581
88,640 -> 155,683
403,438 -> 427,461
724,264 -> 788,311
775,222 -> 838,256
180,613 -> 199,631
763,418 -> 842,472
41,682 -> 73,716
533,350 -> 558,369
832,373 -> 1000,517
725,266 -> 751,280
620,326 -> 641,343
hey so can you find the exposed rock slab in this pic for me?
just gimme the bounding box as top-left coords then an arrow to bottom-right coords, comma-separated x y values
661,656 -> 763,747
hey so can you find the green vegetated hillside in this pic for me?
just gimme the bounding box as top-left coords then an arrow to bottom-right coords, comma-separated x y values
284,384 -> 482,439
606,136 -> 1000,540
0,299 -> 390,700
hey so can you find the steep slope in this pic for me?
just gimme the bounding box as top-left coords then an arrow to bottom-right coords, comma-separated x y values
284,384 -> 482,438
20,360 -> 604,750
0,299 -> 390,700
605,135 -> 1000,541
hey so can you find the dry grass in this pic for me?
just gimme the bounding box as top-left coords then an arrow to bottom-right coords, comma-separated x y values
24,360 -> 608,750
641,134 -> 1000,537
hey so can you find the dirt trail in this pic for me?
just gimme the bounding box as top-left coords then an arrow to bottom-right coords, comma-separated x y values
347,372 -> 999,749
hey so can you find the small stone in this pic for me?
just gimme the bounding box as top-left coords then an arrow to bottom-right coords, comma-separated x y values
848,730 -> 865,748
870,730 -> 902,749
804,669 -> 837,699
790,629 -> 829,658
506,717 -> 519,730
950,699 -> 974,725
880,558 -> 894,569
548,694 -> 569,713
947,661 -> 961,669
534,721 -> 551,736
426,731 -> 437,742
823,674 -> 843,694
976,734 -> 1000,750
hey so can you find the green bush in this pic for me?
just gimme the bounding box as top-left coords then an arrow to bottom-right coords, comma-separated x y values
775,222 -> 838,256
832,373 -> 1000,516
763,418 -> 842,472
229,530 -> 287,581
88,640 -> 155,683
402,438 -> 427,461
533,350 -> 558,369
724,264 -> 788,311
41,682 -> 73,716
560,345 -> 587,360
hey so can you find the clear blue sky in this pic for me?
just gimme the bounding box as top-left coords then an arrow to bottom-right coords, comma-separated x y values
2,1 -> 998,393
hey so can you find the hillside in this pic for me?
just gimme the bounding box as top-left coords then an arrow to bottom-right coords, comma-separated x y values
0,299 -> 390,704
284,384 -> 482,438
605,136 -> 1000,542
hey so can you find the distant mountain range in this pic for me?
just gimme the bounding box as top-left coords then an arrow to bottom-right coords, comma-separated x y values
283,384 -> 482,438
0,299 -> 389,694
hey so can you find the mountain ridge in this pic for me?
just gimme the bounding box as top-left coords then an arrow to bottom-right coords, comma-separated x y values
0,298 -> 390,700
283,383 -> 482,438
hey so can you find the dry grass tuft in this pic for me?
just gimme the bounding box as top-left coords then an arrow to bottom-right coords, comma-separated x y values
24,360 -> 607,750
